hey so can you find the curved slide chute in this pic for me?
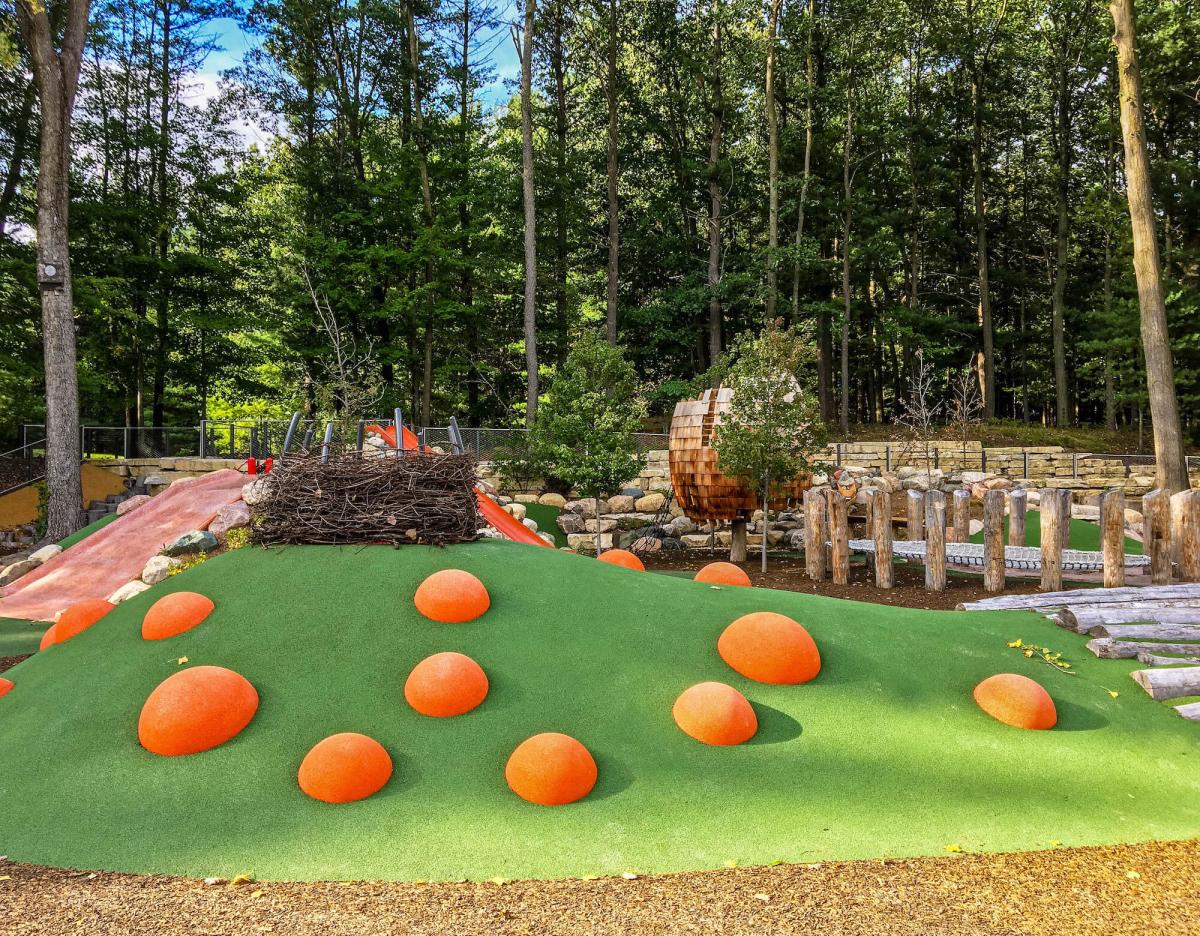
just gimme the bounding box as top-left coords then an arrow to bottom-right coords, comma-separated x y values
365,424 -> 552,548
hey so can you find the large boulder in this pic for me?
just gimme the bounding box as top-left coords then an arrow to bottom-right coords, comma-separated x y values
538,492 -> 567,508
682,533 -> 713,549
629,536 -> 661,554
28,544 -> 63,564
514,493 -> 539,504
108,579 -> 151,604
209,501 -> 251,538
0,558 -> 39,587
566,498 -> 605,519
634,492 -> 666,513
241,477 -> 274,507
666,515 -> 696,537
556,512 -> 586,535
117,494 -> 152,516
606,495 -> 636,514
585,517 -> 618,534
163,530 -> 218,557
141,555 -> 183,585
503,502 -> 528,522
620,487 -> 645,500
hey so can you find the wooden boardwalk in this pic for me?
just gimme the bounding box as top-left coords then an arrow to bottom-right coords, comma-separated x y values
847,538 -> 1152,573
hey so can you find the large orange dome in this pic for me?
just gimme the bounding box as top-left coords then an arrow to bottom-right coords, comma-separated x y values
505,732 -> 597,806
0,677 -> 12,699
138,666 -> 259,756
672,681 -> 757,745
973,673 -> 1057,730
597,549 -> 645,571
414,569 -> 491,623
298,733 -> 393,803
694,562 -> 752,587
718,611 -> 821,684
404,652 -> 489,717
142,592 -> 215,641
39,624 -> 58,650
48,599 -> 115,647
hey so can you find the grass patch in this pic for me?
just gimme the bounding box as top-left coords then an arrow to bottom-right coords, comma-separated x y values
0,540 -> 1195,882
969,508 -> 1141,554
57,512 -> 119,550
521,502 -> 566,548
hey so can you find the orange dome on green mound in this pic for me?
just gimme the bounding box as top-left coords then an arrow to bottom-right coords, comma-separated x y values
48,599 -> 115,647
138,665 -> 259,756
414,569 -> 490,623
597,549 -> 645,571
505,732 -> 597,806
404,652 -> 489,717
672,681 -> 757,746
142,592 -> 215,641
718,611 -> 821,684
298,732 -> 393,803
0,677 -> 13,699
694,562 -> 752,587
39,624 -> 58,651
973,673 -> 1057,730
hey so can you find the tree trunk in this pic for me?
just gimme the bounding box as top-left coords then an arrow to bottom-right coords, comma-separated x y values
1110,0 -> 1188,493
604,0 -> 619,343
706,0 -> 723,364
407,1 -> 435,425
764,0 -> 782,324
551,1 -> 569,366
519,0 -> 539,424
152,0 -> 172,430
971,74 -> 995,418
839,71 -> 855,435
16,0 -> 90,540
1050,46 -> 1070,427
791,0 -> 815,319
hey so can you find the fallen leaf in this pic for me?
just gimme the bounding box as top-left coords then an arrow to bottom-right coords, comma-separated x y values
250,890 -> 264,899
724,860 -> 738,869
1108,690 -> 1120,699
1126,870 -> 1141,880
0,876 -> 11,882
490,877 -> 506,886
177,656 -> 189,666
230,873 -> 255,886
944,844 -> 963,854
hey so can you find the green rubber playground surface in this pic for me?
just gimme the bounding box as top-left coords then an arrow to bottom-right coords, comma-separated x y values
0,617 -> 47,656
970,507 -> 1142,554
0,540 -> 1195,881
57,512 -> 119,550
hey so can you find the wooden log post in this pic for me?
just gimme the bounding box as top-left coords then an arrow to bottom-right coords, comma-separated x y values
825,488 -> 849,586
1100,488 -> 1126,588
925,490 -> 946,592
1060,492 -> 1072,548
951,489 -> 970,543
1130,666 -> 1200,701
730,517 -> 748,563
1170,490 -> 1190,567
906,490 -> 925,542
1177,491 -> 1200,583
982,489 -> 1005,593
1040,489 -> 1066,592
1089,638 -> 1200,660
871,489 -> 894,588
1008,488 -> 1027,546
1143,489 -> 1172,585
803,489 -> 826,581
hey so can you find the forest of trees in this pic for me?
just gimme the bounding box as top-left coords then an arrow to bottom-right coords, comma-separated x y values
1,0 -> 1198,446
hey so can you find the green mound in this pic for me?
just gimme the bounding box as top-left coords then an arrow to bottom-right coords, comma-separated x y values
57,511 -> 119,550
0,617 -> 47,656
521,502 -> 566,547
0,540 -> 1195,882
969,508 -> 1142,554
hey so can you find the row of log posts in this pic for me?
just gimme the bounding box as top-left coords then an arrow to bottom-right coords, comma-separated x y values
801,483 -> 1200,593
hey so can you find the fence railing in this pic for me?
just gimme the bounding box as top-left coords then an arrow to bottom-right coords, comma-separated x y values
0,439 -> 46,496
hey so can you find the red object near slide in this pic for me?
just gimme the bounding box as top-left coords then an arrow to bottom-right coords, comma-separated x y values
366,423 -> 551,548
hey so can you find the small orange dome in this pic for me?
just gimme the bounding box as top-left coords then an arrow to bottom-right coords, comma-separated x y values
973,673 -> 1057,730
138,666 -> 259,756
672,681 -> 757,745
505,732 -> 597,806
39,624 -> 58,651
404,652 -> 489,717
718,611 -> 821,684
694,562 -> 752,587
0,677 -> 13,699
414,569 -> 491,623
597,549 -> 645,571
298,733 -> 393,803
50,599 -> 115,646
142,592 -> 215,641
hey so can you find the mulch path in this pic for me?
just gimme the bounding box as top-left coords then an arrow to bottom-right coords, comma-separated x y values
0,655 -> 29,675
642,552 -> 1044,611
1,840 -> 1196,935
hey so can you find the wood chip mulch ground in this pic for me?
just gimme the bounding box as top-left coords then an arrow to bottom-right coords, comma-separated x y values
0,655 -> 29,675
1,840 -> 1196,935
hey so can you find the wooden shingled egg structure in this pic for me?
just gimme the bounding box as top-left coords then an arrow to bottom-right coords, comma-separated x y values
669,387 -> 811,522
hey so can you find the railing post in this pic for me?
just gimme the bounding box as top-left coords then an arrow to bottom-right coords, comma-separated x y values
1100,487 -> 1126,588
1040,489 -> 1067,591
982,489 -> 1005,593
199,420 -> 207,459
925,491 -> 946,592
1142,489 -> 1171,585
124,426 -> 131,460
229,421 -> 235,458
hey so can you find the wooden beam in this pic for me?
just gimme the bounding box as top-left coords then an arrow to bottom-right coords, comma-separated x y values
925,490 -> 946,593
1130,666 -> 1200,701
1100,487 -> 1126,588
1040,489 -> 1066,592
951,489 -> 970,543
1143,489 -> 1172,585
872,489 -> 893,589
804,489 -> 825,582
1063,606 -> 1200,632
825,488 -> 849,586
958,583 -> 1200,612
1008,488 -> 1027,546
906,490 -> 925,543
1136,652 -> 1200,667
1087,622 -> 1200,640
1176,490 -> 1200,582
983,489 -> 1004,593
1175,701 -> 1200,721
1088,638 -> 1200,659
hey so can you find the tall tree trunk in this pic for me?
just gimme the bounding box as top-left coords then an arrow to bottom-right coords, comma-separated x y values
970,72 -> 995,418
604,0 -> 619,343
764,0 -> 782,324
1109,0 -> 1188,493
839,75 -> 855,435
791,0 -> 815,319
518,0 -> 539,424
551,1 -> 569,366
0,80 -> 35,237
459,0 -> 478,419
1103,60 -> 1117,432
706,0 -> 723,364
16,0 -> 90,539
1050,45 -> 1070,427
907,28 -> 923,311
407,1 -> 435,425
152,0 -> 171,430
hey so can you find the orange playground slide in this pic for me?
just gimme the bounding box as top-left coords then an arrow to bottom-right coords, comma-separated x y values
367,424 -> 551,548
0,469 -> 247,622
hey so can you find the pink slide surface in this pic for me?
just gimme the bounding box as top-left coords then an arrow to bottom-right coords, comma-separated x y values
368,424 -> 551,548
0,469 -> 247,622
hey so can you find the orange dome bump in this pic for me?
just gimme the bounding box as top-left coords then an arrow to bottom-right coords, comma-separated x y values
405,652 -> 489,717
672,681 -> 757,745
138,665 -> 259,756
298,733 -> 393,803
0,677 -> 13,699
142,591 -> 215,641
39,624 -> 58,651
597,549 -> 645,571
51,599 -> 116,646
718,611 -> 821,684
414,569 -> 490,623
694,562 -> 752,587
973,673 -> 1057,730
505,732 -> 597,806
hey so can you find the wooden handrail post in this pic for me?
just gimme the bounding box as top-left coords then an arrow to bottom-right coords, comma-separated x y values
925,490 -> 946,592
872,489 -> 894,588
825,488 -> 849,585
1008,488 -> 1027,546
1040,489 -> 1067,591
804,488 -> 826,581
982,489 -> 1005,593
1142,489 -> 1171,585
1100,487 -> 1126,588
951,488 -> 970,543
